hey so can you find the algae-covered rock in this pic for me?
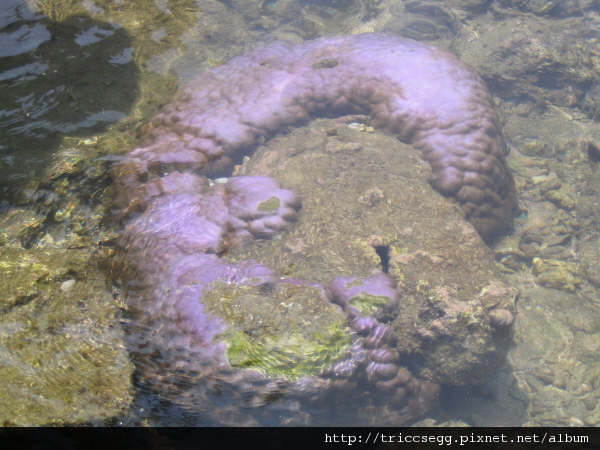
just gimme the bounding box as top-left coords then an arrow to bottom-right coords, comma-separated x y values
534,172 -> 576,210
544,188 -> 576,210
0,245 -> 133,425
457,13 -> 596,118
0,208 -> 46,248
532,257 -> 581,292
231,118 -> 517,387
202,281 -> 352,381
507,281 -> 600,426
496,0 -> 599,16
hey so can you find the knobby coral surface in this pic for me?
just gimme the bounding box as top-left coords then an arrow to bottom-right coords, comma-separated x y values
113,33 -> 517,425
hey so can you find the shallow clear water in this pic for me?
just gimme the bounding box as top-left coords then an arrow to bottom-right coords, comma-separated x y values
1,0 -> 600,427
0,0 -> 138,192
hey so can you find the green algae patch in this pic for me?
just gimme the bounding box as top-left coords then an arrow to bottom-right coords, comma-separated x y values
226,321 -> 350,380
202,281 -> 351,381
257,196 -> 281,212
348,294 -> 390,316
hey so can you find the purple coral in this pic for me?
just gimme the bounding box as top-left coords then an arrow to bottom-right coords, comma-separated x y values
123,33 -> 516,240
114,33 -> 517,425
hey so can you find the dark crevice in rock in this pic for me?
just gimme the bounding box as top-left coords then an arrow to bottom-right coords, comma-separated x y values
374,245 -> 390,273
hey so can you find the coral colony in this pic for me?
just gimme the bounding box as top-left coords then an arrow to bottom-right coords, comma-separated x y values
114,34 -> 517,425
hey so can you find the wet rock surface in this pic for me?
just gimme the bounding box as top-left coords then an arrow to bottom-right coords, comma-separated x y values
0,243 -> 133,425
233,119 -> 517,387
0,117 -> 133,425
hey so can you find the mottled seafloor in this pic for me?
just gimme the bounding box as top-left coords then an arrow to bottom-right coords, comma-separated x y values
1,0 -> 600,426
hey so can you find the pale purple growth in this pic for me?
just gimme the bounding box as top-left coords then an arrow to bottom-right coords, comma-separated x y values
171,285 -> 228,358
328,359 -> 358,379
328,273 -> 399,313
365,324 -> 391,348
170,254 -> 277,293
225,259 -> 279,286
124,192 -> 230,254
123,33 -> 516,240
225,176 -> 301,238
370,348 -> 397,363
366,361 -> 398,381
157,172 -> 209,195
350,316 -> 378,334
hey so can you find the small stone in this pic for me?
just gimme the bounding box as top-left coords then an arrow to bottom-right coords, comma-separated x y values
36,234 -> 55,248
347,123 -> 374,133
60,279 -> 76,292
568,417 -> 584,427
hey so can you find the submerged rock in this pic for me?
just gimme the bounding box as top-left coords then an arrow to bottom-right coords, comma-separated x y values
234,119 -> 518,388
114,117 -> 516,425
0,245 -> 133,425
112,34 -> 518,425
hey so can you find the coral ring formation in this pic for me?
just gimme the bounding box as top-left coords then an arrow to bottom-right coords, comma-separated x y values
113,33 -> 517,425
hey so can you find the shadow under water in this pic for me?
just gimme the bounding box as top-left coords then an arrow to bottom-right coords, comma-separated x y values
0,0 -> 139,200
